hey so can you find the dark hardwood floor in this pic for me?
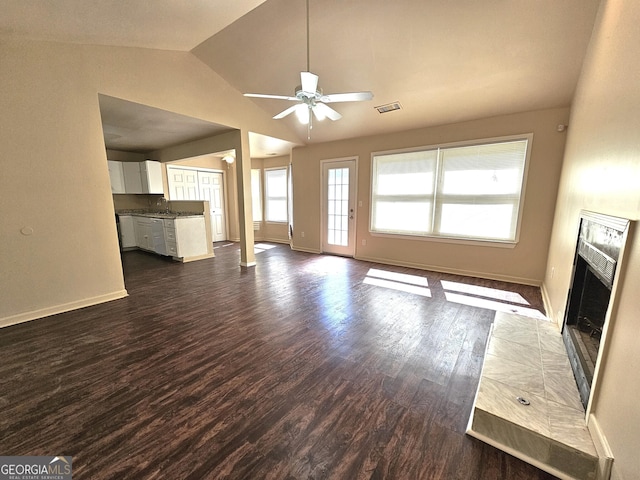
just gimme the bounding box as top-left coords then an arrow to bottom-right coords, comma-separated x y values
0,243 -> 556,479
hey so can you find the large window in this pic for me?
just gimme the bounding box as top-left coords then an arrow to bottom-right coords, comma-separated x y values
264,167 -> 288,222
371,136 -> 530,243
251,169 -> 262,222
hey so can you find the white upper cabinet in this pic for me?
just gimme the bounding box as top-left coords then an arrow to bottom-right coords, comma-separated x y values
141,160 -> 163,194
107,160 -> 125,194
109,160 -> 164,194
122,162 -> 143,193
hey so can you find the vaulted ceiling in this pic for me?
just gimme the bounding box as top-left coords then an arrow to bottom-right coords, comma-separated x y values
2,0 -> 601,151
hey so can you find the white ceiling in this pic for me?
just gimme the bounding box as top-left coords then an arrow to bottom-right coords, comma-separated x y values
0,0 -> 268,51
2,0 -> 601,152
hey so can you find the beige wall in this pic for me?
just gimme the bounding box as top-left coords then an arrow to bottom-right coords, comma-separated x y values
292,107 -> 569,285
0,37 -> 298,325
543,1 -> 640,478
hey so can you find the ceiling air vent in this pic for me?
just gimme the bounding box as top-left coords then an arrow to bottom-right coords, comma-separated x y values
375,102 -> 402,114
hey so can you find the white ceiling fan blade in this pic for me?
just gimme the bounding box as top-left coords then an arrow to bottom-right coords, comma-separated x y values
273,104 -> 300,119
313,102 -> 342,121
320,91 -> 374,103
244,93 -> 298,101
300,71 -> 319,94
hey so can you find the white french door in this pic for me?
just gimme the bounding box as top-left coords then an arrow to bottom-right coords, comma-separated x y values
198,171 -> 227,242
322,158 -> 357,256
167,166 -> 227,242
167,167 -> 199,200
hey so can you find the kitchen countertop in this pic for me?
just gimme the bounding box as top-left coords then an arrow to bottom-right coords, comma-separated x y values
116,210 -> 204,219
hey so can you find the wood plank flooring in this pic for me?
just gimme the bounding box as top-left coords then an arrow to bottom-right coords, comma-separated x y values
0,243 -> 557,479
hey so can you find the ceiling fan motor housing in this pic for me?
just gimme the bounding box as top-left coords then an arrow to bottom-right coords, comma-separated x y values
296,85 -> 323,105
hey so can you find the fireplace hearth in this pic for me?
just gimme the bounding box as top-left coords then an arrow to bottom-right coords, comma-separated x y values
562,212 -> 631,409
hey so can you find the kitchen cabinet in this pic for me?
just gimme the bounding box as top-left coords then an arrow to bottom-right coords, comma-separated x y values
174,217 -> 208,259
108,161 -> 125,193
151,218 -> 167,255
109,160 -> 163,194
127,214 -> 209,261
134,216 -> 153,251
140,161 -> 163,194
123,162 -> 143,193
119,215 -> 136,249
163,218 -> 178,257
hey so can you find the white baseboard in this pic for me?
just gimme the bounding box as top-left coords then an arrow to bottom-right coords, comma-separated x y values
588,414 -> 614,480
256,238 -> 290,245
179,253 -> 215,263
0,290 -> 128,329
290,245 -> 322,254
540,283 -> 555,323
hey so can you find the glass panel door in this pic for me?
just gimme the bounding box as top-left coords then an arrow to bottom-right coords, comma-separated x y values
322,159 -> 356,256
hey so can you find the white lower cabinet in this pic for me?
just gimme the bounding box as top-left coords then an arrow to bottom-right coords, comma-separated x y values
134,216 -> 153,251
129,215 -> 208,260
119,215 -> 136,249
174,217 -> 208,259
151,218 -> 167,255
163,218 -> 178,257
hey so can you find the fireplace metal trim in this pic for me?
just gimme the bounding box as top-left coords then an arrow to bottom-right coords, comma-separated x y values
577,239 -> 616,288
562,211 -> 631,410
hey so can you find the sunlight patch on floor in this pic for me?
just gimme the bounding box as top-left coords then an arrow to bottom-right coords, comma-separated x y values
255,243 -> 277,253
363,277 -> 432,297
444,292 -> 546,319
363,268 -> 431,297
213,243 -> 235,249
366,268 -> 429,287
441,280 -> 529,305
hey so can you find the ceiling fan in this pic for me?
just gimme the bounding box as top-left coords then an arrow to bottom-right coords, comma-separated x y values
243,0 -> 373,137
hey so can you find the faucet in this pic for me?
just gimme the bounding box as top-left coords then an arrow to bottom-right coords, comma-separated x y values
156,197 -> 170,213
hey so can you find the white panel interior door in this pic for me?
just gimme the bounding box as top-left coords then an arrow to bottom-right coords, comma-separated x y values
322,159 -> 356,256
167,167 -> 199,200
198,171 -> 227,242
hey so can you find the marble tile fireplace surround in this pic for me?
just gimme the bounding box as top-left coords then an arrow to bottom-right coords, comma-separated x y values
468,212 -> 632,480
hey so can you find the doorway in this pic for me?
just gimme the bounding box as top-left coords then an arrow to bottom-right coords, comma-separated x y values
198,171 -> 227,242
321,158 -> 357,256
167,166 -> 228,242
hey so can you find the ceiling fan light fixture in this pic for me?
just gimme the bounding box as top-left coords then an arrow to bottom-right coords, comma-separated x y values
312,106 -> 326,121
242,0 -> 373,137
295,104 -> 310,124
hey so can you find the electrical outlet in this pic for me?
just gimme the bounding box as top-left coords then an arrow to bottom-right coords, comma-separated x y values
361,239 -> 367,246
301,231 -> 305,238
551,267 -> 555,279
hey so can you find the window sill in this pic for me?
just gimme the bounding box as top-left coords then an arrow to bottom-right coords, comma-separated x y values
369,231 -> 518,249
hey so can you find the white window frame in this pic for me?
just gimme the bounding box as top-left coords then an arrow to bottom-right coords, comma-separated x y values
370,134 -> 533,246
264,167 -> 289,223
